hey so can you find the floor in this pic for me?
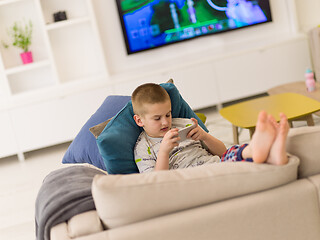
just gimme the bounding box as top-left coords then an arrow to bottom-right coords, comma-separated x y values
0,107 -> 319,240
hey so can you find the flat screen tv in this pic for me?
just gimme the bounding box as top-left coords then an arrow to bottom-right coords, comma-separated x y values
116,0 -> 272,54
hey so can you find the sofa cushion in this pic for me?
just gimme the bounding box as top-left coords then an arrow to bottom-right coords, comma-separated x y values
92,156 -> 299,229
62,95 -> 131,170
287,126 -> 320,178
96,82 -> 208,174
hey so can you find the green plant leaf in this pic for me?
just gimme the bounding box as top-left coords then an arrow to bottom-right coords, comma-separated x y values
4,19 -> 33,52
1,40 -> 9,49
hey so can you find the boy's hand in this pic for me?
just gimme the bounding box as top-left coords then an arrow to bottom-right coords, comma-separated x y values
187,118 -> 207,141
159,128 -> 180,154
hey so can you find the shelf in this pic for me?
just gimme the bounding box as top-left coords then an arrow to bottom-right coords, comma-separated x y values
5,60 -> 51,75
5,73 -> 107,109
0,0 -> 27,7
46,17 -> 90,31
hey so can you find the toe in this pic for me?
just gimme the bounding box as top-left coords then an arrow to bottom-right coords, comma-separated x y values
268,114 -> 278,130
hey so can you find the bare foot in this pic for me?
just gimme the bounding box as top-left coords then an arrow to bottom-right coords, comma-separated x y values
267,113 -> 289,165
268,114 -> 278,129
243,111 -> 276,163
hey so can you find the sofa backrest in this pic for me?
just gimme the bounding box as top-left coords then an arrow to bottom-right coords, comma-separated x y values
102,179 -> 320,240
92,156 -> 299,229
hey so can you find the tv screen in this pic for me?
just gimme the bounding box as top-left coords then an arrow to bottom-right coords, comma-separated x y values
116,0 -> 272,54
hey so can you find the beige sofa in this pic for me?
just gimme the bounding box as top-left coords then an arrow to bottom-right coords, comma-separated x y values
50,125 -> 320,240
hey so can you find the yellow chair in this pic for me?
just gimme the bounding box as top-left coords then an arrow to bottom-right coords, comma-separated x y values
195,112 -> 207,125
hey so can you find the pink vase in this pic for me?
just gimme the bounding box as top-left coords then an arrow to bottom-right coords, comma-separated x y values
20,51 -> 33,64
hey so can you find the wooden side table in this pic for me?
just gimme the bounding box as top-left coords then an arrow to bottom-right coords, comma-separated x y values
268,81 -> 320,116
219,93 -> 320,144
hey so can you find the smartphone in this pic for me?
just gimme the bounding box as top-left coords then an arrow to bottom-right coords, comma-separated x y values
172,118 -> 196,143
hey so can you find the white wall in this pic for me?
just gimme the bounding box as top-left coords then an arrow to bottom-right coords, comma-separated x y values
295,0 -> 320,32
92,0 -> 300,77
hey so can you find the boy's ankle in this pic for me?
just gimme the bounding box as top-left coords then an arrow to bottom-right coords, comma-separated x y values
241,144 -> 251,160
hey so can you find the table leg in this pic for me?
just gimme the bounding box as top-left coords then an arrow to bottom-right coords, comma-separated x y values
306,114 -> 315,126
232,125 -> 239,145
249,128 -> 255,139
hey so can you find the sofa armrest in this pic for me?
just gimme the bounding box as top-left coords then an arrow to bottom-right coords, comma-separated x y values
287,126 -> 320,178
51,223 -> 70,240
308,174 -> 320,202
50,211 -> 104,240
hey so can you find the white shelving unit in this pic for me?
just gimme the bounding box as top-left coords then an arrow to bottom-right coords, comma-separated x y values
5,60 -> 51,75
0,0 -> 108,161
45,17 -> 90,30
0,0 -> 26,6
0,0 -> 108,96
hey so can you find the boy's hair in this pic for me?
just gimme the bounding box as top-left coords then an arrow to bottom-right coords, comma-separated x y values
132,83 -> 170,116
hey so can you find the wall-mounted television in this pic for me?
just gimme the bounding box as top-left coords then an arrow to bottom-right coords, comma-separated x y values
116,0 -> 272,54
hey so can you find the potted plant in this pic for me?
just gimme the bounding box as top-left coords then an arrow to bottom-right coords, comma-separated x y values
2,20 -> 33,64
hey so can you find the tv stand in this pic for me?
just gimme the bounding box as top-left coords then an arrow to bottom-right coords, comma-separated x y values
111,33 -> 311,110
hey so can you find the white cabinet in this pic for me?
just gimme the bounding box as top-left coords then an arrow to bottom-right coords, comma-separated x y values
113,76 -> 163,96
113,35 -> 311,111
215,37 -> 311,103
215,51 -> 264,102
10,87 -> 112,152
259,38 -> 311,88
0,111 -> 18,158
161,63 -> 220,110
113,62 -> 220,110
0,0 -> 108,160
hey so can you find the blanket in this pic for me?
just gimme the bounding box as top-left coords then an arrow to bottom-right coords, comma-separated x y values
35,165 -> 106,240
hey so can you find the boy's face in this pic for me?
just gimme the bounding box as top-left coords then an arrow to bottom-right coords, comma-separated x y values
134,100 -> 172,138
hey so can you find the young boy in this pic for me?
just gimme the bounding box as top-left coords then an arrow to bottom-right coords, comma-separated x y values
132,83 -> 289,173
